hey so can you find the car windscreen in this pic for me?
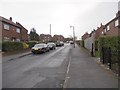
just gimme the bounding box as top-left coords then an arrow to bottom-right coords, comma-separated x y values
47,43 -> 53,45
34,44 -> 44,48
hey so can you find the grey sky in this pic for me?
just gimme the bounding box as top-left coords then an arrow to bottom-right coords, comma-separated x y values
1,0 -> 119,39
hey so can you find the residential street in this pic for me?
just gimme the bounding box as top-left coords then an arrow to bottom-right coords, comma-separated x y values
2,44 -> 118,88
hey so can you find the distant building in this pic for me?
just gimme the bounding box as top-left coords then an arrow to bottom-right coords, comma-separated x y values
39,34 -> 52,43
82,32 -> 89,40
53,35 -> 64,42
64,37 -> 73,42
1,16 -> 28,42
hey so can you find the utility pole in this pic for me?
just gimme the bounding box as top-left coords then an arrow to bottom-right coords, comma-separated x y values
70,26 -> 75,48
50,24 -> 51,35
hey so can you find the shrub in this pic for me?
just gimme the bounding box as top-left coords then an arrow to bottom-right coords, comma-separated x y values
98,36 -> 120,64
22,42 -> 29,49
2,41 -> 23,52
26,41 -> 37,48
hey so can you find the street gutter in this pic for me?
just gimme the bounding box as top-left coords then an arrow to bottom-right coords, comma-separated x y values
63,48 -> 72,89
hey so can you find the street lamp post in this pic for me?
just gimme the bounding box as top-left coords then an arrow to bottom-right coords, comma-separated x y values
70,26 -> 75,48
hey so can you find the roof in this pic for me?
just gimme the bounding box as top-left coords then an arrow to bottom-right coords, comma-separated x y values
105,12 -> 119,26
16,22 -> 28,31
0,16 -> 21,28
53,34 -> 64,38
40,34 -> 52,37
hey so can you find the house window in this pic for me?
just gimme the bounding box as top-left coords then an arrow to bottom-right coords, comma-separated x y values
4,24 -> 9,30
104,29 -> 107,32
107,25 -> 110,31
16,28 -> 20,33
101,31 -> 104,34
115,19 -> 119,27
4,37 -> 10,41
16,39 -> 20,42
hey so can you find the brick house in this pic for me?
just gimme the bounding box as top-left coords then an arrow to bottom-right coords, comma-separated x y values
94,24 -> 105,39
81,11 -> 120,56
16,22 -> 29,41
53,35 -> 64,42
82,32 -> 89,40
100,11 -> 120,37
39,34 -> 52,43
1,16 -> 28,42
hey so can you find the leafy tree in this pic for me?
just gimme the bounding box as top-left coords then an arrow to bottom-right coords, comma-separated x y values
29,28 -> 39,41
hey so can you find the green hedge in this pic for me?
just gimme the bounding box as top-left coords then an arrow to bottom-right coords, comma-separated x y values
98,36 -> 120,64
2,41 -> 37,52
99,36 -> 119,50
2,41 -> 23,52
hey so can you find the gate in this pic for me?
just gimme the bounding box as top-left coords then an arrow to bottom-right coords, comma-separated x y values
100,47 -> 111,69
100,47 -> 119,73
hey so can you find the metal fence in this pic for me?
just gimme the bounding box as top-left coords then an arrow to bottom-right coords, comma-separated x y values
100,47 -> 119,73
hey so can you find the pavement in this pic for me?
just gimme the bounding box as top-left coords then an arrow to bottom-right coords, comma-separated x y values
2,49 -> 32,62
64,44 -> 118,88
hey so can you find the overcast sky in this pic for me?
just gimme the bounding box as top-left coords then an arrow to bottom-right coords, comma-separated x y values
1,0 -> 119,39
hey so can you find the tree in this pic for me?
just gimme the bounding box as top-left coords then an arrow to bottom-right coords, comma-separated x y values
29,28 -> 39,41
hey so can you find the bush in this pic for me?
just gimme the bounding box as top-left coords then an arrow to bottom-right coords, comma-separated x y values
22,42 -> 29,49
26,41 -> 37,48
98,36 -> 120,64
2,41 -> 23,52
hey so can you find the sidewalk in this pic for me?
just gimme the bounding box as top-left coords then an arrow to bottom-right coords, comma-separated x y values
2,49 -> 32,62
66,44 -> 118,88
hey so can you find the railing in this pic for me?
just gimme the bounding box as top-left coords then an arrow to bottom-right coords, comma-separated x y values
100,47 -> 119,73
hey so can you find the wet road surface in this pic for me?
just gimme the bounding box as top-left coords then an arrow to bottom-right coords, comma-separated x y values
3,44 -> 71,88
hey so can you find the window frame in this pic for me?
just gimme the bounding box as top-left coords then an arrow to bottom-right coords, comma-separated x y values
16,28 -> 20,33
115,19 -> 119,27
4,24 -> 10,30
107,25 -> 110,31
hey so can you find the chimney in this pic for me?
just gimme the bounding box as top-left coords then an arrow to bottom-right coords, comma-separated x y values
116,11 -> 120,17
97,27 -> 99,29
10,17 -> 12,21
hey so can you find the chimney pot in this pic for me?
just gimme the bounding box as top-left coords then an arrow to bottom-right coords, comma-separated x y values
10,17 -> 12,21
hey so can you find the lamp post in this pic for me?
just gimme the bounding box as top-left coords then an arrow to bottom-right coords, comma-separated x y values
70,26 -> 75,48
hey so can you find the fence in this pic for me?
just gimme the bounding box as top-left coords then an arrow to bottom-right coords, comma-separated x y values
100,47 -> 119,73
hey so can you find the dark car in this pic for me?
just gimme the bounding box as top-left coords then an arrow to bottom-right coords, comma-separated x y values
70,41 -> 74,44
56,41 -> 64,47
31,43 -> 50,54
47,42 -> 56,50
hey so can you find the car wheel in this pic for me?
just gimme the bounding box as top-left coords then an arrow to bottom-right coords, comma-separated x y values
43,49 -> 46,53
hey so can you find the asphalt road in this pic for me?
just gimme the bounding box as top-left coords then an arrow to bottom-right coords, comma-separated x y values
3,44 -> 72,88
2,43 -> 118,88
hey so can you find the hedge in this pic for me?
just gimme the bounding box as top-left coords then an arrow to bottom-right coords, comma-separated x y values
98,36 -> 120,64
2,41 -> 23,52
26,41 -> 37,48
2,41 -> 37,52
98,36 -> 120,50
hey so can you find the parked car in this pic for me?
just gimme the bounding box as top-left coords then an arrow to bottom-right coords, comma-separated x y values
60,41 -> 64,46
56,41 -> 64,47
47,42 -> 56,50
31,43 -> 50,54
70,41 -> 74,44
